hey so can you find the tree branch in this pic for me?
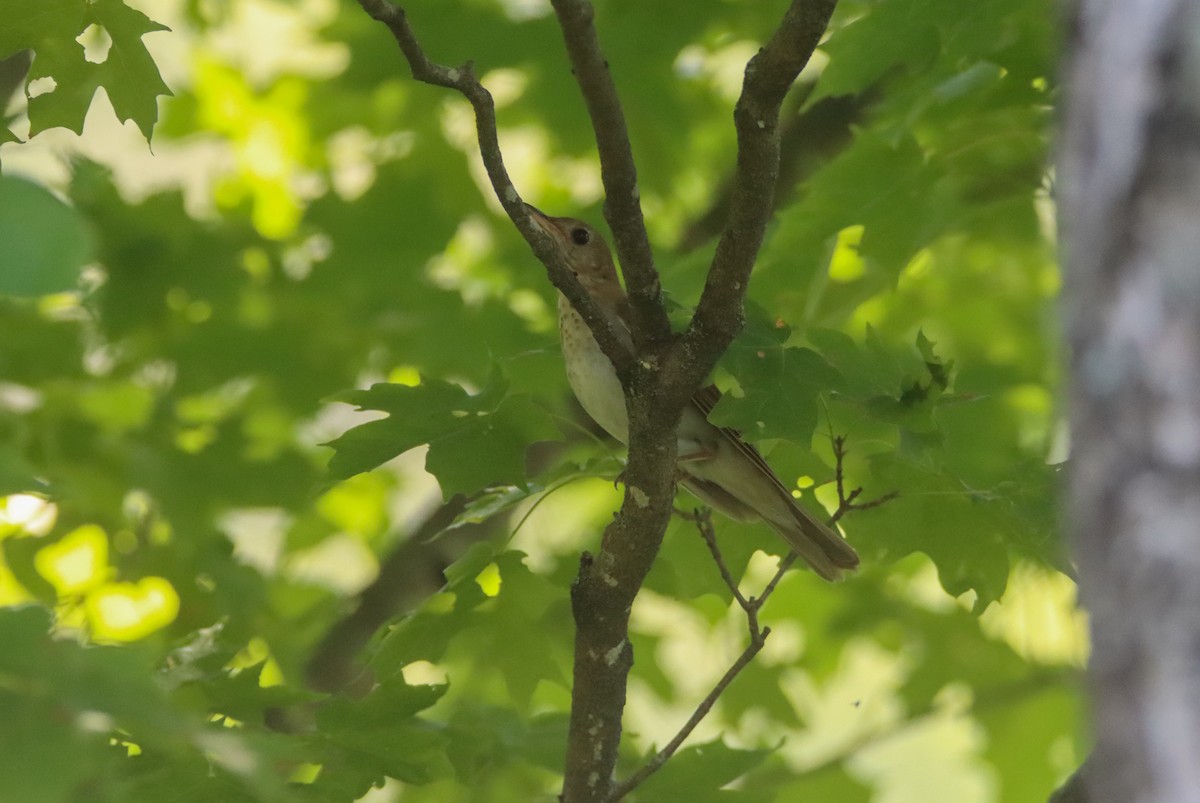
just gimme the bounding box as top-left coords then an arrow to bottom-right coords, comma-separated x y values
548,0 -> 669,346
355,3 -> 846,801
678,91 -> 872,252
354,0 -> 635,377
679,0 -> 839,390
555,0 -> 841,780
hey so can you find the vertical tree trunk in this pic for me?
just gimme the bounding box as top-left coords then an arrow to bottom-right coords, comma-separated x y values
1061,1 -> 1200,801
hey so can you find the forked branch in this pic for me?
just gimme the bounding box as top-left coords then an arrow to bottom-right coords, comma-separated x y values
354,3 -> 846,802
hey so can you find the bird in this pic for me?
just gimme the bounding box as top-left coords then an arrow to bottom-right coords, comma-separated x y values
527,204 -> 859,581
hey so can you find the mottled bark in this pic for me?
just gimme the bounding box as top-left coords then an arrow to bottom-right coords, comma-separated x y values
1060,1 -> 1200,800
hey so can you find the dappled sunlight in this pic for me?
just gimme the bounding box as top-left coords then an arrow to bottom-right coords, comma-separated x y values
980,562 -> 1088,666
474,561 -> 503,597
0,560 -> 32,606
851,708 -> 995,803
86,577 -> 180,641
196,0 -> 348,84
0,493 -> 57,536
674,40 -> 764,102
29,523 -> 181,641
317,472 -> 392,539
221,507 -> 289,574
402,660 -> 449,687
828,224 -> 867,283
229,636 -> 286,688
781,640 -> 908,767
36,524 -> 110,596
196,60 -> 312,238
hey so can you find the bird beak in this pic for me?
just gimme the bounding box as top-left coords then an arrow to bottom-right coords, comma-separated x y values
524,204 -> 558,238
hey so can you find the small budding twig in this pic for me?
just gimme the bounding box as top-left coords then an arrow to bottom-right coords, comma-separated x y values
609,436 -> 897,802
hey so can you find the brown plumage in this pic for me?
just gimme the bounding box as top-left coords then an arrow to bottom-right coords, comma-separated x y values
528,205 -> 858,581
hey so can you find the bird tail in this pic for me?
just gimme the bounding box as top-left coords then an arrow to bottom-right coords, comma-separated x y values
680,476 -> 859,582
765,504 -> 859,582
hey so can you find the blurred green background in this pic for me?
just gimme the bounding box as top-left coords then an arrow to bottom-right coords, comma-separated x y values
0,0 -> 1079,800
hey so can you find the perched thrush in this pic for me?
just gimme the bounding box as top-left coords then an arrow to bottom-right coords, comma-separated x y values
528,205 -> 859,581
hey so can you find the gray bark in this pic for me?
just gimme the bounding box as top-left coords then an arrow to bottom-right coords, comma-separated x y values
1061,0 -> 1200,801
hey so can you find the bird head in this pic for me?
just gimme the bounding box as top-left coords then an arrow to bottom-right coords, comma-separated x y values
525,204 -> 620,292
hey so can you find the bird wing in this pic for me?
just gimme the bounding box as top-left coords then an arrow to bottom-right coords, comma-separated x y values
689,384 -> 796,501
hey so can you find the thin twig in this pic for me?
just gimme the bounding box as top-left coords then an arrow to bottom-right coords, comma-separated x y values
835,434 -> 849,507
608,632 -> 769,802
693,508 -> 750,610
849,490 -> 900,512
756,436 -> 897,609
755,552 -> 799,609
611,435 -> 898,800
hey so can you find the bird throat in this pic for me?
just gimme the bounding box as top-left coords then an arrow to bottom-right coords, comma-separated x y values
558,294 -> 630,443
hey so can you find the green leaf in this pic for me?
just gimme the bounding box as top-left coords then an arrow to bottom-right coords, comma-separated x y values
0,0 -> 85,59
318,678 -> 447,731
813,0 -> 943,102
709,305 -> 840,445
326,370 -> 558,498
4,0 -> 170,138
445,485 -> 535,531
444,705 -> 569,783
0,447 -> 46,496
0,0 -> 1069,798
426,394 -> 560,498
736,754 -> 872,803
809,327 -> 958,434
898,607 -> 1030,712
858,454 -> 1011,607
634,741 -> 773,802
0,175 -> 93,296
316,678 -> 451,785
979,683 -> 1083,803
197,662 -> 324,723
87,0 -> 172,139
761,133 -> 946,287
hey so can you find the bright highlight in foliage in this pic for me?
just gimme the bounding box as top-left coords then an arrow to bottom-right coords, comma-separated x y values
229,637 -> 286,687
85,577 -> 180,641
828,224 -> 866,282
36,524 -> 109,595
31,523 -> 180,640
0,493 -> 57,536
195,60 -> 311,239
475,562 -> 503,597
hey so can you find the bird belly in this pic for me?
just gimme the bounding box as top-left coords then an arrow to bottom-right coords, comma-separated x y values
559,300 -> 630,443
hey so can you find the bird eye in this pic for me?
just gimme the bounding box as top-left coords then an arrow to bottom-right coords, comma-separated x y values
570,227 -> 591,245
